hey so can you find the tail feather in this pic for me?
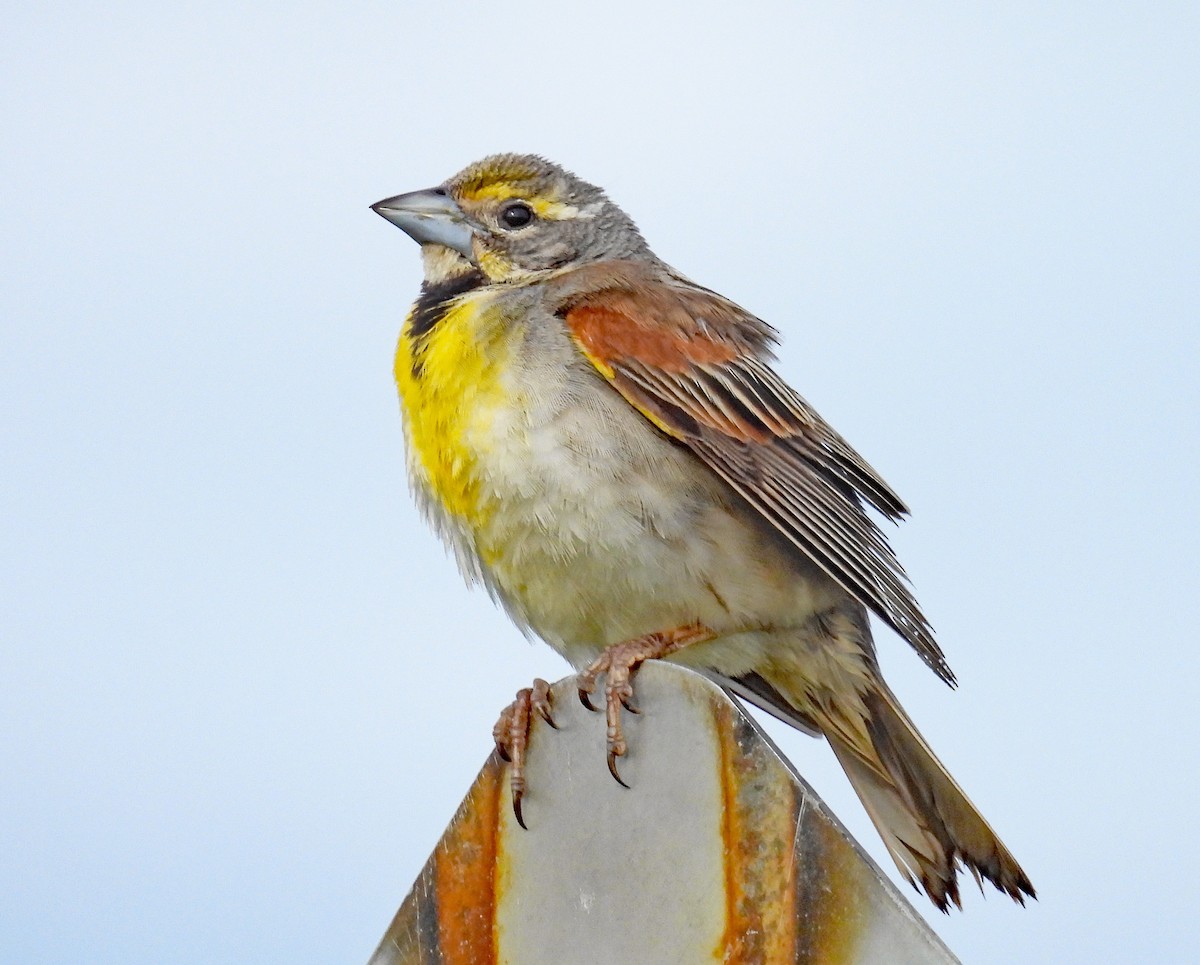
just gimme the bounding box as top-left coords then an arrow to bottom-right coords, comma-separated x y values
822,685 -> 1035,912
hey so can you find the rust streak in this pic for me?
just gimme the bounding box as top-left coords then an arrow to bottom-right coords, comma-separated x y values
794,798 -> 870,964
433,758 -> 502,965
715,699 -> 745,962
716,704 -> 804,963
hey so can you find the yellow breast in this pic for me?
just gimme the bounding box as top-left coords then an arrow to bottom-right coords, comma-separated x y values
394,293 -> 513,528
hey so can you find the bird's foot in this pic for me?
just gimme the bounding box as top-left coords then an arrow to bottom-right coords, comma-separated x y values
577,622 -> 714,786
492,678 -> 556,829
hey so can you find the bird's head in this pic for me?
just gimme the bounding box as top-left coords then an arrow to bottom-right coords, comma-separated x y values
372,154 -> 649,284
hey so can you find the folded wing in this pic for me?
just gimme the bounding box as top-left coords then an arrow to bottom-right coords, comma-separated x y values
549,261 -> 953,685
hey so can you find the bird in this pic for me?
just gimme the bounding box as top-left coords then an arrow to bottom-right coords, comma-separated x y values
370,153 -> 1034,912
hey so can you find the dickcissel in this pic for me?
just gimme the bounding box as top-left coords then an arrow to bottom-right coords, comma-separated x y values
371,154 -> 1033,912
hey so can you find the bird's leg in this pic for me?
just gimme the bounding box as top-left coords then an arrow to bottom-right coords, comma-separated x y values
577,622 -> 715,785
492,677 -> 555,829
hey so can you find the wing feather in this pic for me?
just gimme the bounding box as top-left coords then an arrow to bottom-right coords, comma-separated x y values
550,261 -> 954,684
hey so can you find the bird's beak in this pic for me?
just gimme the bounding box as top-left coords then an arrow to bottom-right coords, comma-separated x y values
370,188 -> 475,260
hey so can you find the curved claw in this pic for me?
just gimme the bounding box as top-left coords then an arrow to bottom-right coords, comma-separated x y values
530,678 -> 557,730
493,680 -> 567,832
512,789 -> 527,830
579,688 -> 598,712
607,749 -> 631,789
620,694 -> 640,715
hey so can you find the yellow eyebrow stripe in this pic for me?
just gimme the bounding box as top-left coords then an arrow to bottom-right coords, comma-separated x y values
460,182 -> 527,203
458,181 -> 580,220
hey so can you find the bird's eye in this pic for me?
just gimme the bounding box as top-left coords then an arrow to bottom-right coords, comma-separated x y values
500,201 -> 534,229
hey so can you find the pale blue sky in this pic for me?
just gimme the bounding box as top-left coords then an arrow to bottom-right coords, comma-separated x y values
3,3 -> 1197,962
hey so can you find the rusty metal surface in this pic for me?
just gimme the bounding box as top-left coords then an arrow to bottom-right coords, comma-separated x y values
368,663 -> 957,965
